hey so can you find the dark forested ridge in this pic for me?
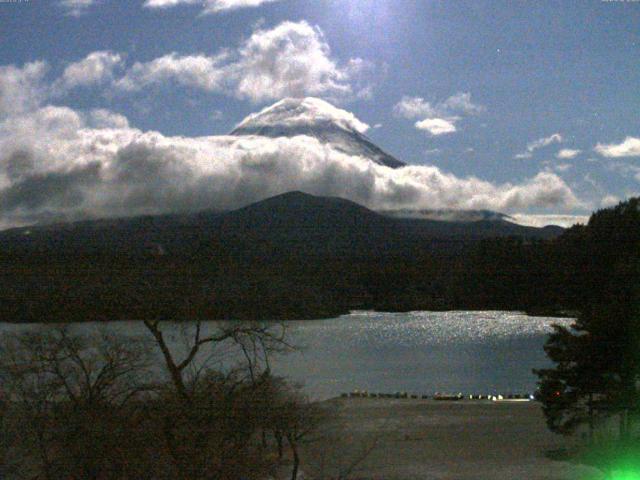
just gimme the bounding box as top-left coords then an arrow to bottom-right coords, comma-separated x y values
0,192 -> 637,322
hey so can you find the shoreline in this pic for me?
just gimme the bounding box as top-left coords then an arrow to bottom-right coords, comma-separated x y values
0,308 -> 577,325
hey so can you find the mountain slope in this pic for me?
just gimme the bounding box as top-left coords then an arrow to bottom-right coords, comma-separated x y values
231,98 -> 405,168
0,191 -> 563,259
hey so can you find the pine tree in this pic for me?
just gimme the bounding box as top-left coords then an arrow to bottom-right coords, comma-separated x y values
535,198 -> 640,442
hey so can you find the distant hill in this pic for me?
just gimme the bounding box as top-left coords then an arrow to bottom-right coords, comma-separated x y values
0,191 -> 563,260
0,190 -> 575,323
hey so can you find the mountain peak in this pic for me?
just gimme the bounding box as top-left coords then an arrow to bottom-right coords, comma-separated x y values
231,98 -> 405,169
236,190 -> 375,215
232,97 -> 371,135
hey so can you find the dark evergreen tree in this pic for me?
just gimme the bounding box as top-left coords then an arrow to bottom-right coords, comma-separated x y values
536,198 -> 640,442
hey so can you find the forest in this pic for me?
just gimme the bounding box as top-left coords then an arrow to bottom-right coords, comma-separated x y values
0,196 -> 637,322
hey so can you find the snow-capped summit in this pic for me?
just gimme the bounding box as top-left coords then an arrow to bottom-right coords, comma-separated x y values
233,97 -> 370,134
231,97 -> 405,168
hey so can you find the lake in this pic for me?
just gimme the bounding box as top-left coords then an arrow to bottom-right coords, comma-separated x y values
0,311 -> 573,400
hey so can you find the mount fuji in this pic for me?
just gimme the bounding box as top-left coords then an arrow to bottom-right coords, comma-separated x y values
232,98 -> 525,225
231,97 -> 405,169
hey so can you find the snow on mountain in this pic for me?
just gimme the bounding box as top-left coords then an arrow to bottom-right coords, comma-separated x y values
231,97 -> 405,168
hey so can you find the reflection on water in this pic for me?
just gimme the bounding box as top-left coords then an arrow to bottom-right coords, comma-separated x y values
278,311 -> 573,399
0,311 -> 573,400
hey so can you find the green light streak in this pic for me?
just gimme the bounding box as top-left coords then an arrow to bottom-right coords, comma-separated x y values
610,468 -> 640,480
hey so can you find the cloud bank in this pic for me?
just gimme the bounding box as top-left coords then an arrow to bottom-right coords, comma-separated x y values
0,119 -> 581,228
0,59 -> 582,229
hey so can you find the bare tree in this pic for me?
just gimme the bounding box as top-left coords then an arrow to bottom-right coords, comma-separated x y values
140,320 -> 297,479
0,322 -> 373,480
142,320 -> 292,400
0,327 -> 155,480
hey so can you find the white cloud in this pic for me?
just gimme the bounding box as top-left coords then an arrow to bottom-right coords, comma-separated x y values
393,93 -> 483,120
393,96 -> 436,119
115,52 -> 230,92
602,160 -> 640,182
114,21 -> 367,103
595,136 -> 640,158
88,109 -> 130,129
144,0 -> 280,15
511,214 -> 588,228
527,133 -> 563,152
58,0 -> 96,16
600,195 -> 620,208
556,148 -> 581,159
415,118 -> 457,136
143,0 -> 197,7
0,61 -> 48,118
439,92 -> 485,116
394,93 -> 483,136
515,133 -> 563,159
57,51 -> 123,91
232,21 -> 359,102
204,0 -> 280,13
554,163 -> 573,173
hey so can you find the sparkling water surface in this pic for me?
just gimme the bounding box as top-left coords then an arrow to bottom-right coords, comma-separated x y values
0,311 -> 573,400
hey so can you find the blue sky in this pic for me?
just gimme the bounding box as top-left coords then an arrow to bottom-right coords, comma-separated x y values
0,0 -> 639,228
